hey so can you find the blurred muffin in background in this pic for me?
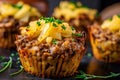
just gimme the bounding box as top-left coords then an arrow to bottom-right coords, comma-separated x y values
15,17 -> 86,78
0,1 -> 41,48
89,15 -> 120,63
0,0 -> 48,16
52,1 -> 97,31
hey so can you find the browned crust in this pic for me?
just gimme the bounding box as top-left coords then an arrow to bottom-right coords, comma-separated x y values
89,22 -> 120,63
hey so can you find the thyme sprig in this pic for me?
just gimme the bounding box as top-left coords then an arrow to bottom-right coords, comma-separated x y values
0,53 -> 24,76
0,56 -> 5,62
0,57 -> 12,73
10,65 -> 24,76
75,71 -> 120,80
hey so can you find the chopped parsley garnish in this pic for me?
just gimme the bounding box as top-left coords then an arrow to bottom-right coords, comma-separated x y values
40,17 -> 63,24
52,39 -> 57,45
71,26 -> 75,30
26,26 -> 30,28
48,17 -> 55,22
69,1 -> 88,8
56,19 -> 63,24
69,1 -> 80,8
61,25 -> 66,30
117,14 -> 120,18
95,13 -> 99,17
53,23 -> 57,27
109,18 -> 112,21
12,4 -> 23,9
40,17 -> 55,23
72,33 -> 82,37
37,21 -> 41,26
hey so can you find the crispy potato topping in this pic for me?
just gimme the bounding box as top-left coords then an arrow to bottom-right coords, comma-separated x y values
20,17 -> 76,43
0,1 -> 41,21
53,1 -> 97,21
101,15 -> 120,32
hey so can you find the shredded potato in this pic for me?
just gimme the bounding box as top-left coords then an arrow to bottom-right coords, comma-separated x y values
21,18 -> 75,43
0,1 -> 41,21
0,3 -> 19,17
101,15 -> 120,32
14,4 -> 31,19
53,1 -> 97,21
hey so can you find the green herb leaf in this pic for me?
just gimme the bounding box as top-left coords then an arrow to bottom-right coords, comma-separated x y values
71,26 -> 75,30
72,33 -> 82,37
40,17 -> 63,24
53,23 -> 57,27
10,65 -> 24,77
52,39 -> 57,45
75,71 -> 120,80
0,56 -> 5,61
69,1 -> 80,8
10,53 -> 15,57
26,26 -> 30,28
109,18 -> 112,21
41,17 -> 55,23
1,62 -> 8,67
87,53 -> 92,57
37,21 -> 41,26
56,19 -> 63,24
95,13 -> 99,17
12,4 -> 23,9
16,61 -> 20,64
117,14 -> 120,18
0,57 -> 12,73
61,25 -> 66,30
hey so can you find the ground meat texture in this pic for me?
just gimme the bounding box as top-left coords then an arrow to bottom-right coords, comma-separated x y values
0,16 -> 38,49
89,22 -> 120,63
55,13 -> 94,32
15,32 -> 86,78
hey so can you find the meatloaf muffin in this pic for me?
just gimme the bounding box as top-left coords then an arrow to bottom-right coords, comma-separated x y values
15,17 -> 86,78
0,1 -> 41,48
89,15 -> 120,63
52,1 -> 97,31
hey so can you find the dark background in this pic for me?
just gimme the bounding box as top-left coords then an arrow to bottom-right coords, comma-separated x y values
47,0 -> 120,16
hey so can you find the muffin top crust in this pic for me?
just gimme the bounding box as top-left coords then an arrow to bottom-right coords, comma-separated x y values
52,1 -> 97,21
0,1 -> 41,22
16,17 -> 86,59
